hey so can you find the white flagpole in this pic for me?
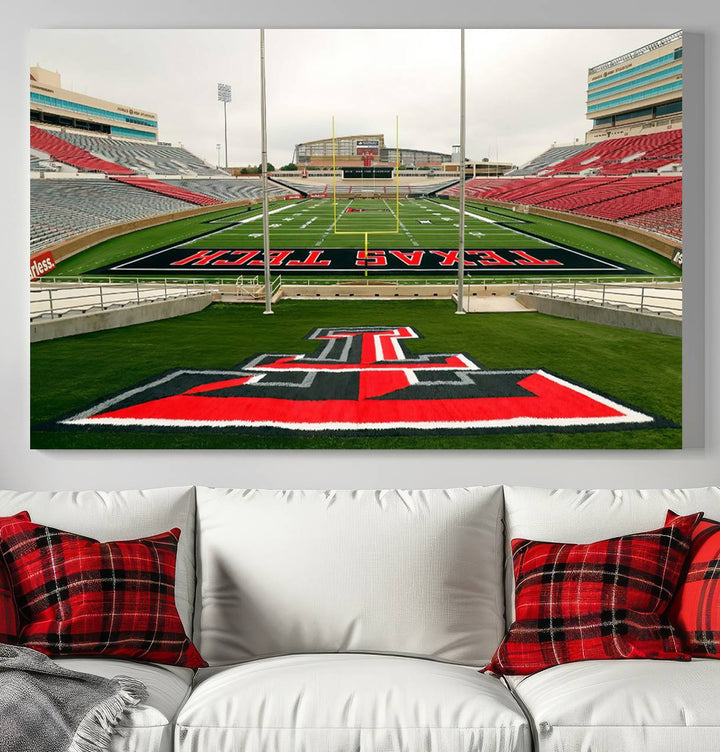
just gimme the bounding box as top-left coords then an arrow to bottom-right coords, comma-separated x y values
456,28 -> 466,315
260,28 -> 273,315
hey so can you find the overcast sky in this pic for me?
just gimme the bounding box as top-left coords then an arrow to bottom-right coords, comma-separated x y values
29,28 -> 677,168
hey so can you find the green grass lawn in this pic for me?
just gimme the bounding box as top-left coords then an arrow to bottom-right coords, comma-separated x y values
31,299 -> 682,450
51,197 -> 680,279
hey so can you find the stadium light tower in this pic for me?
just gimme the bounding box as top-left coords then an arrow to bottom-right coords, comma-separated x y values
217,83 -> 232,169
455,28 -> 467,315
260,29 -> 273,315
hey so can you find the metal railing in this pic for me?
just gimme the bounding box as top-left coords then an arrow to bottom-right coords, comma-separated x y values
234,276 -> 260,297
30,280 -> 211,321
41,275 -> 241,289
280,274 -> 678,287
41,273 -> 678,288
519,281 -> 682,317
33,275 -> 683,313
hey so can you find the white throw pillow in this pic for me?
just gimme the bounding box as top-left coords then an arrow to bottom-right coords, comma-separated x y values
195,486 -> 504,667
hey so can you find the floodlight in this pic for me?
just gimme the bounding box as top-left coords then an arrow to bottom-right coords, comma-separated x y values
217,83 -> 232,103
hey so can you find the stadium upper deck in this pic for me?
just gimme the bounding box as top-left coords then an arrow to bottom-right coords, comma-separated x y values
586,30 -> 682,141
30,66 -> 158,142
293,134 -> 452,168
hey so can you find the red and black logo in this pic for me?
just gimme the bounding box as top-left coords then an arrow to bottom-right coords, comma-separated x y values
58,326 -> 671,435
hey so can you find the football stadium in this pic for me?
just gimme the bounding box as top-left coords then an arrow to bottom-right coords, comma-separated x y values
29,30 -> 683,449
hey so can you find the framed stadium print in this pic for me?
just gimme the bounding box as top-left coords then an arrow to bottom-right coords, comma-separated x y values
29,28 -> 683,449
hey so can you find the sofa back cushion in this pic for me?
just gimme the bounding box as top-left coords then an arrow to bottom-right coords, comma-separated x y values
195,486 -> 504,667
0,487 -> 196,638
502,486 -> 720,622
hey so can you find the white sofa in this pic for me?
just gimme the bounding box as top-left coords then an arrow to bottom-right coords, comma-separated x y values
1,484 -> 719,752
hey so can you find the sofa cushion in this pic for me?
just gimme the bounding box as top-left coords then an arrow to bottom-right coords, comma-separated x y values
667,511 -> 720,657
0,488 -> 196,638
54,657 -> 193,752
195,486 -> 504,666
0,515 -> 205,667
176,654 -> 531,752
502,486 -> 720,621
486,513 -> 699,675
505,658 -> 720,752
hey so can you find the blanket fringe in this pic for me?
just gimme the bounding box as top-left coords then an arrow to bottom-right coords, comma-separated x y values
68,676 -> 148,752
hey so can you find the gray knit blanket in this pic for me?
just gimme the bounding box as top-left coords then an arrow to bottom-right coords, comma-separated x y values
0,644 -> 147,752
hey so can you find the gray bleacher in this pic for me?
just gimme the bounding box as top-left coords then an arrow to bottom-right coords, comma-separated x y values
161,179 -> 287,202
57,132 -> 228,176
31,179 -> 195,253
506,143 -> 593,176
30,155 -> 60,172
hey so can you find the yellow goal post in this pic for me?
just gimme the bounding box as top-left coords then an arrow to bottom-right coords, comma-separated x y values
331,116 -> 401,257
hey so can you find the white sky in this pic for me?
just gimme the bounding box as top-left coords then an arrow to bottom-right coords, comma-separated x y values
29,28 -> 677,168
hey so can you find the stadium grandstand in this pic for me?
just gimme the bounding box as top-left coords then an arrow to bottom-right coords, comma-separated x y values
441,175 -> 682,240
31,127 -> 226,176
29,137 -> 224,252
274,176 -> 459,197
30,66 -> 158,142
507,144 -> 591,177
28,66 -> 298,252
160,179 -> 287,203
585,30 -> 682,142
30,174 -> 288,252
30,179 -> 199,253
293,134 -> 453,168
57,131 -> 227,176
442,31 -> 683,244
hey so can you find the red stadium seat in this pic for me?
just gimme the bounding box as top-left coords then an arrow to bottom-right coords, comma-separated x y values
30,126 -> 134,175
110,176 -> 223,206
538,131 -> 682,176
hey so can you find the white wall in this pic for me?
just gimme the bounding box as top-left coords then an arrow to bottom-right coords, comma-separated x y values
1,0 -> 716,491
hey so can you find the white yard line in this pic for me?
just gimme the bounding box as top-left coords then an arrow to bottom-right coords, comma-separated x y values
315,200 -> 352,247
435,201 -> 497,224
383,199 -> 419,247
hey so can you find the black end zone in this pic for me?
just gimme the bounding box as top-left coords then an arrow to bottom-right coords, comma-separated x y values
88,246 -> 644,276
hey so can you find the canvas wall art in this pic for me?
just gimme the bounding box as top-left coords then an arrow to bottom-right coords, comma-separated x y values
29,28 -> 683,449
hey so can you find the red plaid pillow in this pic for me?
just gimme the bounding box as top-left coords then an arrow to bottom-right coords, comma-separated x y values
484,512 -> 701,676
0,514 -> 205,667
0,512 -> 31,643
667,510 -> 720,657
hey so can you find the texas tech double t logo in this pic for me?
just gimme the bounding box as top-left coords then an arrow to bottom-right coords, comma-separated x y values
61,326 -> 660,434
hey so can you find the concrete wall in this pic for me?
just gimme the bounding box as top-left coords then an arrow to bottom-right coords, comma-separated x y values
31,294 -> 213,342
516,293 -> 682,337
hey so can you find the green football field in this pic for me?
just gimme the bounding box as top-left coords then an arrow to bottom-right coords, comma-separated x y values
53,197 -> 681,278
31,300 -> 682,450
192,197 -> 554,249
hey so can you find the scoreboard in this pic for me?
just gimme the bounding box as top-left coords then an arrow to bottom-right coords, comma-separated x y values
342,167 -> 393,179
